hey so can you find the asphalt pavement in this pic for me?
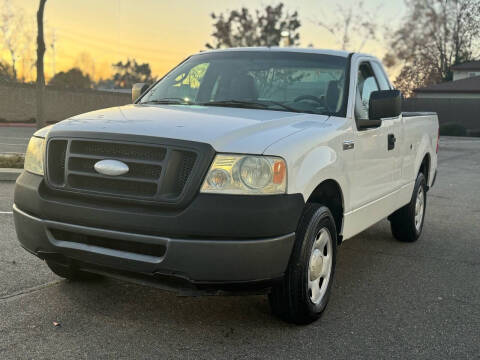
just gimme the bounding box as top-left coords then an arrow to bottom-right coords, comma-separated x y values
0,137 -> 479,359
0,126 -> 35,154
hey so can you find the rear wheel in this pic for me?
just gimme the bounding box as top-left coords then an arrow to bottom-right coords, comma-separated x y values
269,204 -> 337,324
46,261 -> 101,281
389,172 -> 427,242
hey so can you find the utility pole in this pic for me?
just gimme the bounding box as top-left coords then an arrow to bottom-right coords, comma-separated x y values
36,0 -> 47,129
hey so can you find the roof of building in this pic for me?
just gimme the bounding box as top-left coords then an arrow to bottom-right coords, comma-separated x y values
451,61 -> 480,71
414,75 -> 480,93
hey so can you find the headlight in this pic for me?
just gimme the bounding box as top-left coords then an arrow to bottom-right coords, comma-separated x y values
201,154 -> 287,195
24,136 -> 46,176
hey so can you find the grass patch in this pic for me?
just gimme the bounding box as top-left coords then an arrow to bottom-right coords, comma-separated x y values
0,153 -> 24,168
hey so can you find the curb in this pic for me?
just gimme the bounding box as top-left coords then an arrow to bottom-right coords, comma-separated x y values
0,168 -> 22,181
0,123 -> 36,127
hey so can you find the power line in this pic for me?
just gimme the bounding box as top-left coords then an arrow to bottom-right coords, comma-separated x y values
54,26 -> 189,56
55,31 -> 188,64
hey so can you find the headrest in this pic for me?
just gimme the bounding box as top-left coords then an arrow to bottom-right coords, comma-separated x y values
326,80 -> 340,113
229,74 -> 258,100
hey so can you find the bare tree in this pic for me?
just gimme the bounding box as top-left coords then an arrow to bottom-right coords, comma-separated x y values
0,1 -> 27,81
36,0 -> 47,129
0,60 -> 15,82
317,0 -> 381,51
18,20 -> 36,82
206,3 -> 301,49
385,0 -> 480,97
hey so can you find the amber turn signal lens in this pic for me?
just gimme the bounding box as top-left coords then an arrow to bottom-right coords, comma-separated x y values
273,160 -> 286,184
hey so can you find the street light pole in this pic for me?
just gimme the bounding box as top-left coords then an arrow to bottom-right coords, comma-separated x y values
280,31 -> 290,47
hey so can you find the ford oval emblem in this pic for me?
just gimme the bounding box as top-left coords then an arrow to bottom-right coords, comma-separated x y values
94,159 -> 129,176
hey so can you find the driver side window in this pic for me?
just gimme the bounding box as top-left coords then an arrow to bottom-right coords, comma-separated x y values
355,62 -> 379,120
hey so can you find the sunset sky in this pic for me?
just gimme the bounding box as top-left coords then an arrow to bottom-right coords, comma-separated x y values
7,0 -> 405,82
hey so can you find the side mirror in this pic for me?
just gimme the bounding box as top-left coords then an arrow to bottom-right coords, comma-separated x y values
369,90 -> 402,120
358,90 -> 401,130
132,83 -> 149,103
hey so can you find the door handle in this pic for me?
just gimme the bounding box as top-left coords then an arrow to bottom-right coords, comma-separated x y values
343,140 -> 354,150
388,134 -> 396,150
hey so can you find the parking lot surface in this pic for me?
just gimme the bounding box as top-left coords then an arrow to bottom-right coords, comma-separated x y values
0,137 -> 479,359
0,126 -> 35,154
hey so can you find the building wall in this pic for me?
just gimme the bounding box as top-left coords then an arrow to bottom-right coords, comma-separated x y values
415,92 -> 480,99
403,97 -> 480,131
452,70 -> 480,81
1,82 -> 477,133
0,82 -> 131,123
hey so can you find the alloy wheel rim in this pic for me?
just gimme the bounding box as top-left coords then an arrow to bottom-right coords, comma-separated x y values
307,227 -> 333,305
415,186 -> 425,232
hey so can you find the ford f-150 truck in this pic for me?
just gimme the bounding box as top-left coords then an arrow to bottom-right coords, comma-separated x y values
14,48 -> 438,324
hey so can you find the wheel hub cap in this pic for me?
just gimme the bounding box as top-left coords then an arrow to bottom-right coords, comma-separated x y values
415,186 -> 425,232
308,228 -> 333,305
309,249 -> 324,280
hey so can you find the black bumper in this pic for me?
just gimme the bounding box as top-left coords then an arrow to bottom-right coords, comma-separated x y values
13,172 -> 304,288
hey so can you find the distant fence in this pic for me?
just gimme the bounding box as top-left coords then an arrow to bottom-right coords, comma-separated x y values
0,82 -> 131,123
403,98 -> 480,131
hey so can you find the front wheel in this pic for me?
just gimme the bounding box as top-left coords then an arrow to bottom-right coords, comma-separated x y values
269,204 -> 337,324
389,172 -> 427,242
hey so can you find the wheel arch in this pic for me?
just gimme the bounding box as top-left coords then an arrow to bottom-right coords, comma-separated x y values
418,152 -> 431,185
306,179 -> 344,244
414,131 -> 435,188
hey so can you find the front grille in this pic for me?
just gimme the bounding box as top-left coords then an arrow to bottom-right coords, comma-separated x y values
46,138 -> 198,203
49,228 -> 166,258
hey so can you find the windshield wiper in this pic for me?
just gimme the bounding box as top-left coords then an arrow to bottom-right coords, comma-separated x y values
199,100 -> 269,109
142,97 -> 193,105
255,100 -> 301,113
200,99 -> 306,113
144,98 -> 324,115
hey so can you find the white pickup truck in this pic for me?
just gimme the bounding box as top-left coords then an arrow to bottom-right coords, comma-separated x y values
14,48 -> 438,324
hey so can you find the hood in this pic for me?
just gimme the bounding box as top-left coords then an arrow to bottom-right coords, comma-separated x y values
50,104 -> 329,154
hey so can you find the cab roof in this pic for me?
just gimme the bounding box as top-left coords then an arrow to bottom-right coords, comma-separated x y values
198,47 -> 352,58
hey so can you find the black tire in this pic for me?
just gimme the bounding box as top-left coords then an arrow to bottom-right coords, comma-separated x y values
389,172 -> 427,242
269,203 -> 337,325
46,260 -> 101,281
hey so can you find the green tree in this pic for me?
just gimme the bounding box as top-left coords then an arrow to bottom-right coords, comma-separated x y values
112,59 -> 154,89
48,68 -> 92,89
206,3 -> 300,49
385,0 -> 480,97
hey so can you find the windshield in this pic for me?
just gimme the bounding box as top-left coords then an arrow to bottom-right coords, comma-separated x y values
140,51 -> 349,116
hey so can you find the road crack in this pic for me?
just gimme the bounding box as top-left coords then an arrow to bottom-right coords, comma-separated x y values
0,280 -> 62,303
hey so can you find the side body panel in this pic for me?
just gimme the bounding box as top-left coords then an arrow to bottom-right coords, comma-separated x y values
267,54 -> 438,240
263,116 -> 354,235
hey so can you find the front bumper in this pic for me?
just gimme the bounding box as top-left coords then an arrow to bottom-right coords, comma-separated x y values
14,205 -> 295,286
13,172 -> 303,290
